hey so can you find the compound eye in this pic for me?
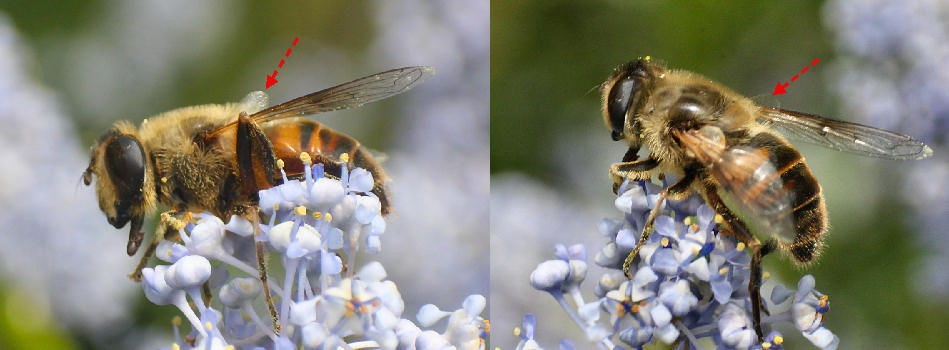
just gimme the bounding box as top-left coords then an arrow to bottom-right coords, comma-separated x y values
607,75 -> 639,138
104,135 -> 146,201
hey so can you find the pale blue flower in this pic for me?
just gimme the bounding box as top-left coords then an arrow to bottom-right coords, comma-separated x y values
526,179 -> 838,349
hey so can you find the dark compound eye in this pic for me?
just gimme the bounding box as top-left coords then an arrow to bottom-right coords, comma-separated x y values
607,76 -> 636,133
607,72 -> 642,141
104,135 -> 146,203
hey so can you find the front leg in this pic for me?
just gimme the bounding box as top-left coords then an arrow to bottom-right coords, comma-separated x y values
129,210 -> 189,281
621,170 -> 698,278
610,157 -> 660,193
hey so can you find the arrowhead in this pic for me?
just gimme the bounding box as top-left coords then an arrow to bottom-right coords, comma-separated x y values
772,82 -> 788,95
266,73 -> 278,89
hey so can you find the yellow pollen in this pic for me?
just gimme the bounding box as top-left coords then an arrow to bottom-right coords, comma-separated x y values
714,214 -> 724,224
340,153 -> 350,163
631,304 -> 639,313
300,152 -> 312,164
661,237 -> 669,247
639,300 -> 647,307
820,299 -> 827,308
169,218 -> 187,231
294,206 -> 307,215
692,247 -> 700,256
312,212 -> 322,219
820,295 -> 829,302
142,118 -> 149,124
691,224 -> 699,231
171,344 -> 180,350
774,336 -> 784,344
762,342 -> 772,349
166,249 -> 172,256
273,203 -> 279,211
161,176 -> 168,183
204,321 -> 213,331
513,327 -> 521,337
684,217 -> 692,225
736,242 -> 745,251
644,56 -> 651,61
276,159 -> 285,169
172,316 -> 181,326
225,346 -> 234,350
324,213 -> 333,222
719,267 -> 729,275
763,271 -> 771,279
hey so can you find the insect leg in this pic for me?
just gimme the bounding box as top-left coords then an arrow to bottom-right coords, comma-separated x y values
610,157 -> 659,193
621,146 -> 641,162
701,182 -> 756,243
128,210 -> 188,281
702,182 -> 772,341
201,282 -> 212,308
244,207 -> 281,335
235,113 -> 277,196
622,170 -> 697,278
750,239 -> 777,341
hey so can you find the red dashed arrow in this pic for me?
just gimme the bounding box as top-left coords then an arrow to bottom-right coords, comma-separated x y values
773,58 -> 819,95
266,37 -> 298,89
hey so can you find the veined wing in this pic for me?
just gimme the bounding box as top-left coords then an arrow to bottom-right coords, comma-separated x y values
757,107 -> 932,160
206,66 -> 434,138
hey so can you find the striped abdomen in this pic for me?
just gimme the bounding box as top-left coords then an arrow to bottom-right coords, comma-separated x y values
746,132 -> 826,263
264,119 -> 391,214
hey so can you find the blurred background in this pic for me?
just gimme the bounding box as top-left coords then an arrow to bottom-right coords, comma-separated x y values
0,0 -> 487,349
492,0 -> 949,349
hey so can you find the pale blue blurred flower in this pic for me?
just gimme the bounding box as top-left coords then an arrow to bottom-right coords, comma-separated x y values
825,0 -> 949,299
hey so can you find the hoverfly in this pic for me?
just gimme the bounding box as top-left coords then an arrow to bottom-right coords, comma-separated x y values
600,58 -> 931,340
83,66 -> 433,331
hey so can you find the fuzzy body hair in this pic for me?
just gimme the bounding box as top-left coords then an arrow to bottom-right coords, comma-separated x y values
89,98 -> 264,222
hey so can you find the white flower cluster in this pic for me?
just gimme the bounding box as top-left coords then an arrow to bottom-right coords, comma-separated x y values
140,157 -> 487,349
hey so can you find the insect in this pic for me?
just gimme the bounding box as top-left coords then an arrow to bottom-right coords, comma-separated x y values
599,58 -> 931,341
82,66 -> 433,331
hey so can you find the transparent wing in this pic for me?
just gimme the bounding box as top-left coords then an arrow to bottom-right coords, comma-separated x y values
757,107 -> 932,160
205,66 -> 434,138
248,66 -> 435,124
675,127 -> 796,243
